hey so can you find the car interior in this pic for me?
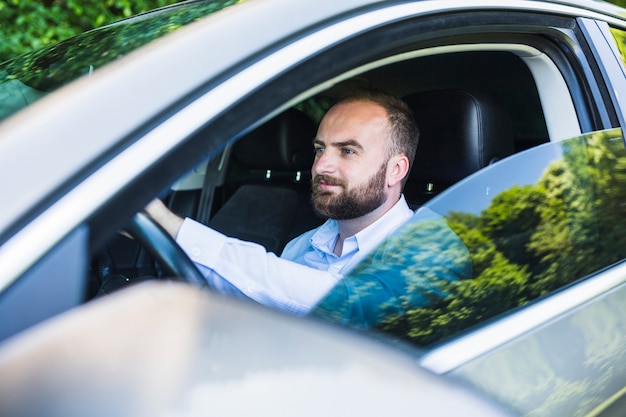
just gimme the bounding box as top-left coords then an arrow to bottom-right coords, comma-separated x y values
89,44 -> 580,301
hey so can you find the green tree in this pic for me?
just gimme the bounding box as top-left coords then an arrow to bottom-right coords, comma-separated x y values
0,0 -> 184,62
481,185 -> 543,267
528,132 -> 626,296
0,0 -> 240,121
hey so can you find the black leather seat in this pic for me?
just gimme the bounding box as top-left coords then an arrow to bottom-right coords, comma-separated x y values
402,90 -> 515,208
209,108 -> 322,254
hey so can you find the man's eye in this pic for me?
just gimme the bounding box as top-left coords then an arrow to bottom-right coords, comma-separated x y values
314,147 -> 324,154
342,148 -> 354,155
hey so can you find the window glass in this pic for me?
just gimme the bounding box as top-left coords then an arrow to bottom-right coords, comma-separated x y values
314,129 -> 626,347
609,27 -> 626,68
0,0 -> 240,122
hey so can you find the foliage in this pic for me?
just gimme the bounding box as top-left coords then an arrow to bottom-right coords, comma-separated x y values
0,0 -> 185,62
0,0 -> 241,121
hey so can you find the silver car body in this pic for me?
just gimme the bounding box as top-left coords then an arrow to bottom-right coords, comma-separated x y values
0,0 -> 625,415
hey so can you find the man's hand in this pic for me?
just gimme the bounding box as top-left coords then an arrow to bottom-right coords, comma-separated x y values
144,199 -> 184,238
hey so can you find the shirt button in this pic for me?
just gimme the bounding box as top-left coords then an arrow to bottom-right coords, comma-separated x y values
333,263 -> 342,270
191,247 -> 201,257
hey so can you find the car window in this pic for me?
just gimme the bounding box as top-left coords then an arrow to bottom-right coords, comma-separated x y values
316,128 -> 626,347
0,0 -> 240,122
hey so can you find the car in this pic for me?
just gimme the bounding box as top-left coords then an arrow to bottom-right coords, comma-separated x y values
0,0 -> 625,415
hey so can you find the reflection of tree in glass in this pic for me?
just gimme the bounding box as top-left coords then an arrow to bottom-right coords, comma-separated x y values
529,132 -> 626,296
375,130 -> 626,347
0,0 -> 238,92
312,208 -> 472,332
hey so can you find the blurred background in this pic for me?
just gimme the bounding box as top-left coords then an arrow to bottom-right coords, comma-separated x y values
1,0 -> 625,62
0,0 -> 183,62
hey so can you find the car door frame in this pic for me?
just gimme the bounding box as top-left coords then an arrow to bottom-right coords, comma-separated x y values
578,17 -> 626,132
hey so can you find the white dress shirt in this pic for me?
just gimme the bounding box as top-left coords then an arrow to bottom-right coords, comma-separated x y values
176,196 -> 414,315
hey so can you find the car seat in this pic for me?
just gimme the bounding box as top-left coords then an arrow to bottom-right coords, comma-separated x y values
402,90 -> 515,208
208,108 -> 322,254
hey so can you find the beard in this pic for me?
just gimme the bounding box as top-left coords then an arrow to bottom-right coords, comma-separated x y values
311,162 -> 387,220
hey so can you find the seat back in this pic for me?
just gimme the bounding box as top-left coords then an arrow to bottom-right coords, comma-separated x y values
231,108 -> 316,174
209,108 -> 321,253
402,90 -> 515,207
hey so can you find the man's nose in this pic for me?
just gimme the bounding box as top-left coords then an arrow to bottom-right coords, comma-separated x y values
312,151 -> 335,175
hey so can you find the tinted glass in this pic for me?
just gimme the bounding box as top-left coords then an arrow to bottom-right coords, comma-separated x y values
0,0 -> 239,121
314,129 -> 626,347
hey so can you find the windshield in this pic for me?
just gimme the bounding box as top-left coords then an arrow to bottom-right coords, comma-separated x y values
0,0 -> 241,122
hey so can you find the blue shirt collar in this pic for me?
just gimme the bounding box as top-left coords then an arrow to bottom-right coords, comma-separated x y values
309,195 -> 414,258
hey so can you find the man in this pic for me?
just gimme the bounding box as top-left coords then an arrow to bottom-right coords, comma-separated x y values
147,89 -> 471,327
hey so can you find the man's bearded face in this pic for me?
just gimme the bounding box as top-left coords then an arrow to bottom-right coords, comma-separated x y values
311,160 -> 388,220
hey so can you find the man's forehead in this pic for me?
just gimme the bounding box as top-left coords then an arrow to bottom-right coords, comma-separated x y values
319,100 -> 387,130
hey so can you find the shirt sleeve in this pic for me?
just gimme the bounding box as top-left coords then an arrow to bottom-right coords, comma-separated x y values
176,218 -> 341,315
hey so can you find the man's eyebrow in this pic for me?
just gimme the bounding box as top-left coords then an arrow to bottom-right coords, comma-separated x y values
312,138 -> 364,150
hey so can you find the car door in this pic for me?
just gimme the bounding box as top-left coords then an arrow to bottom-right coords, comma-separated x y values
402,128 -> 626,416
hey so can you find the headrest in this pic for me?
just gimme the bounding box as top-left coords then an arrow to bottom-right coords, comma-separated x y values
403,90 -> 514,196
233,108 -> 316,171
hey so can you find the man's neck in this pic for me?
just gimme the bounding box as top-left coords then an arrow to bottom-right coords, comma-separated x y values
333,194 -> 401,256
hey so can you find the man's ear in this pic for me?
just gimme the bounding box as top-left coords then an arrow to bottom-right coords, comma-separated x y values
386,154 -> 410,187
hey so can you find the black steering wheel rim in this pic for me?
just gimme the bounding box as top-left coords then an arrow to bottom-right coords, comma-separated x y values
127,212 -> 209,289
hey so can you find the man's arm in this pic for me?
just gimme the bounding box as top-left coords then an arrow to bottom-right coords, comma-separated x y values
144,199 -> 184,238
144,201 -> 341,315
176,217 -> 341,315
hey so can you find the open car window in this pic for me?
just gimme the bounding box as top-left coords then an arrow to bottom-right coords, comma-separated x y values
314,128 -> 626,347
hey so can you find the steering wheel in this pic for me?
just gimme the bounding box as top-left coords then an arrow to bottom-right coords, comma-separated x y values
127,212 -> 209,288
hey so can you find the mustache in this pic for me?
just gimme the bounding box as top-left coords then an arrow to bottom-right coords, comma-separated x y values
312,174 -> 346,188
